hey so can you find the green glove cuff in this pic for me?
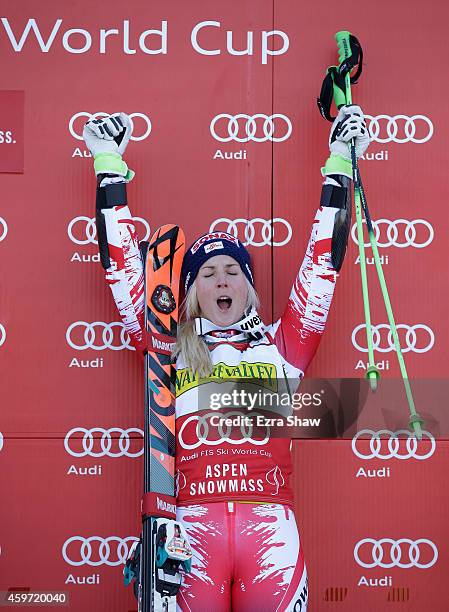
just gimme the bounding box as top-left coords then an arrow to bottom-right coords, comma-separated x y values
94,152 -> 134,181
321,154 -> 353,179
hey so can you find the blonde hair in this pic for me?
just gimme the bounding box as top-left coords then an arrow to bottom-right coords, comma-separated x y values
173,279 -> 260,377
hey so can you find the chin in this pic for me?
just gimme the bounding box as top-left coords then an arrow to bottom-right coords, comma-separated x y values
213,308 -> 241,326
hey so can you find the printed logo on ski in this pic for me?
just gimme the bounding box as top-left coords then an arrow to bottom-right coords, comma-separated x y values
150,335 -> 175,354
157,496 -> 176,516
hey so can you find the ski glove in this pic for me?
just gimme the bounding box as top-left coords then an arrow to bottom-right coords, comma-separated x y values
323,105 -> 370,179
83,113 -> 134,179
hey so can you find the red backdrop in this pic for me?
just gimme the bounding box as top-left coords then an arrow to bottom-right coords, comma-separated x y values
1,1 -> 448,610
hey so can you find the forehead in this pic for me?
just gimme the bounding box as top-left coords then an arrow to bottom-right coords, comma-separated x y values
199,255 -> 239,269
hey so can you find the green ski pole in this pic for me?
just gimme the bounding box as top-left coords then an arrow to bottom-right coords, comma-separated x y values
317,31 -> 424,438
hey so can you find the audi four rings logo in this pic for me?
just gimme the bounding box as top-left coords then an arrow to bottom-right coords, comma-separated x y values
210,114 -> 292,142
0,217 -> 7,242
209,218 -> 292,247
69,112 -> 152,141
354,538 -> 438,569
64,427 -> 144,457
62,536 -> 139,566
66,322 -> 134,351
0,324 -> 5,348
365,115 -> 433,143
67,216 -> 151,245
352,430 -> 436,460
352,324 -> 434,354
350,219 -> 434,249
178,411 -> 270,450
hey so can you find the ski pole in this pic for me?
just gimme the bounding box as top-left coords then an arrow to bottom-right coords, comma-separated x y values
317,32 -> 379,392
318,31 -> 424,438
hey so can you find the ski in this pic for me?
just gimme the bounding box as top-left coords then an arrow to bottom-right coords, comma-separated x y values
124,224 -> 191,611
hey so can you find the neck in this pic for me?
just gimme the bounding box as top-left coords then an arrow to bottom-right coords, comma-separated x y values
194,307 -> 264,340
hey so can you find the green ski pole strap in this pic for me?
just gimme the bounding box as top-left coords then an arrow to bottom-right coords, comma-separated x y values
317,32 -> 363,122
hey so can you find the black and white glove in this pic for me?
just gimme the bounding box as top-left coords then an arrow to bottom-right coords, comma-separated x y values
323,105 -> 370,179
83,112 -> 134,179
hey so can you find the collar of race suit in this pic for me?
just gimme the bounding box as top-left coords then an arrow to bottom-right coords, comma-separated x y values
194,307 -> 265,342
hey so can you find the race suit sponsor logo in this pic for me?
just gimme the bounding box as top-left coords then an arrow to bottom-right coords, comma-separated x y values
187,462 -> 264,496
181,462 -> 287,498
178,411 -> 271,450
176,361 -> 277,396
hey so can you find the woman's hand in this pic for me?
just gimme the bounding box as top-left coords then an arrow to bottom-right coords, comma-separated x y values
329,104 -> 370,160
83,112 -> 134,178
322,105 -> 370,179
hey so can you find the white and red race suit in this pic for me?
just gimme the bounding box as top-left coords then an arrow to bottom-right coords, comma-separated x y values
98,190 -> 341,611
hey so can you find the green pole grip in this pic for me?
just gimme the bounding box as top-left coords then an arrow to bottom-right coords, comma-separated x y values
335,31 -> 352,65
333,76 -> 348,109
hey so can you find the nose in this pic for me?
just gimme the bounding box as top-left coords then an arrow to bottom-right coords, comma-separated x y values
216,269 -> 228,287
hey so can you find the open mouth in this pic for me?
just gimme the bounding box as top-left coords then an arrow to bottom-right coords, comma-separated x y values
217,297 -> 232,311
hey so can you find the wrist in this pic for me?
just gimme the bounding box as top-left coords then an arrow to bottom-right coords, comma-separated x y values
94,152 -> 128,176
321,153 -> 353,180
93,152 -> 135,181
